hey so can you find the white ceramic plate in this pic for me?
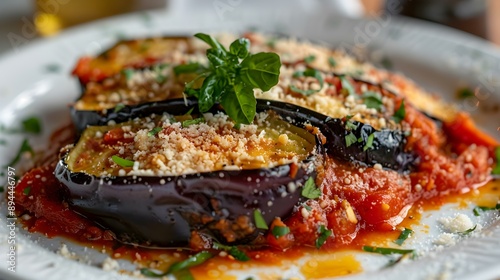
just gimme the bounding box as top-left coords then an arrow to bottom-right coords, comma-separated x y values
1,2 -> 500,279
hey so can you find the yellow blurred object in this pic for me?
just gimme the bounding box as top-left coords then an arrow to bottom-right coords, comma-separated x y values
34,0 -> 164,36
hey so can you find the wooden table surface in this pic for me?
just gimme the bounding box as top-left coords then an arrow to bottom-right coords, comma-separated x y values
360,0 -> 500,45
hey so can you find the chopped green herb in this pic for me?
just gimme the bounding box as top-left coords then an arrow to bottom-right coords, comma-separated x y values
492,147 -> 500,175
363,133 -> 375,151
182,33 -> 281,125
233,123 -> 241,130
302,203 -> 312,211
363,91 -> 383,111
315,225 -> 332,249
394,228 -> 413,245
140,251 -> 213,278
473,203 -> 500,216
213,243 -> 250,261
114,103 -> 125,113
182,117 -> 205,128
458,224 -> 477,235
44,64 -> 61,73
122,68 -> 135,81
147,127 -> 162,137
393,100 -> 406,123
272,226 -> 290,238
345,132 -> 357,147
380,57 -> 393,70
23,186 -> 31,195
173,63 -> 204,76
253,209 -> 268,230
301,177 -> 321,199
362,246 -> 414,255
111,155 -> 135,168
21,117 -> 42,134
456,87 -> 475,99
304,55 -> 316,64
345,120 -> 358,131
328,57 -> 337,67
5,139 -> 33,168
340,76 -> 355,96
290,68 -> 324,96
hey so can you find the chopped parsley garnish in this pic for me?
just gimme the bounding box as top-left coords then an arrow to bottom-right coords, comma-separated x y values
315,225 -> 332,249
302,203 -> 312,211
23,186 -> 31,196
363,91 -> 383,111
363,133 -> 375,151
362,246 -> 415,255
213,242 -> 250,261
140,251 -> 213,278
393,100 -> 406,123
21,117 -> 42,134
394,228 -> 413,245
456,87 -> 475,99
345,132 -> 357,147
111,155 -> 135,168
492,147 -> 500,175
147,127 -> 162,137
345,120 -> 358,131
301,177 -> 321,199
114,103 -> 125,113
5,139 -> 33,168
328,57 -> 337,67
182,117 -> 205,128
253,209 -> 268,230
473,203 -> 500,216
304,55 -> 316,64
272,226 -> 290,238
340,76 -> 355,96
173,62 -> 203,76
458,224 -> 477,235
122,68 -> 135,81
290,68 -> 324,96
182,33 -> 281,125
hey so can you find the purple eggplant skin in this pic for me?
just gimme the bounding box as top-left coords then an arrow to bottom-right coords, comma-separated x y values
55,157 -> 315,248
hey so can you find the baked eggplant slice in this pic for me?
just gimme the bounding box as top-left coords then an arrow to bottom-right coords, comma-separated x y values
72,36 -> 194,84
55,101 -> 320,247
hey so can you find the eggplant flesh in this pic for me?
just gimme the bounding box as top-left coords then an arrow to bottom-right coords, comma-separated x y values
70,98 -> 415,172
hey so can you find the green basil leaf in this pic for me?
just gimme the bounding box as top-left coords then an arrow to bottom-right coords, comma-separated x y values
253,209 -> 268,230
198,74 -> 219,112
473,203 -> 500,216
240,52 -> 281,91
206,48 -> 228,68
363,91 -> 383,110
23,186 -> 31,196
301,177 -> 321,199
22,117 -> 42,134
345,132 -> 357,147
213,243 -> 250,261
393,100 -> 406,123
394,228 -> 413,245
315,225 -> 332,249
363,133 -> 375,151
111,155 -> 135,168
220,85 -> 256,125
229,38 -> 250,59
304,55 -> 316,64
328,57 -> 337,67
173,63 -> 202,76
194,33 -> 226,52
491,146 -> 500,175
362,246 -> 415,255
114,103 -> 125,113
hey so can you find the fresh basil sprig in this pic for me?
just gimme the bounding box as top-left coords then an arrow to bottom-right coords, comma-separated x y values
182,33 -> 281,125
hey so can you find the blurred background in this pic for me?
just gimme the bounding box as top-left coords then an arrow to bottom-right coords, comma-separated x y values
0,0 -> 499,55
